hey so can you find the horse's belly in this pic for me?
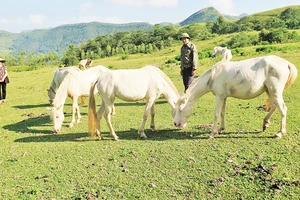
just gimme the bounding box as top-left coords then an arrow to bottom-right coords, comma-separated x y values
228,85 -> 266,99
116,91 -> 146,101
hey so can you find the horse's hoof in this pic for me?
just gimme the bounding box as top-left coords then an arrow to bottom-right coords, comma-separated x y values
207,135 -> 214,139
274,133 -> 282,139
139,135 -> 148,139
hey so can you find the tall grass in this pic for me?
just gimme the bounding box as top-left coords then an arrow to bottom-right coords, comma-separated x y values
1,37 -> 300,199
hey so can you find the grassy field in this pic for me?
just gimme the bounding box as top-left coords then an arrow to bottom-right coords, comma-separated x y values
1,37 -> 300,199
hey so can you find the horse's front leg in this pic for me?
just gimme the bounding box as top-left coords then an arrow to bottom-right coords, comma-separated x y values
209,96 -> 224,139
150,103 -> 158,132
69,97 -> 79,128
139,99 -> 155,139
219,98 -> 227,132
75,98 -> 82,124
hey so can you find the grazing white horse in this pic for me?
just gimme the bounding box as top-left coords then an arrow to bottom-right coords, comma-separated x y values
49,65 -> 108,133
88,65 -> 179,141
173,55 -> 297,139
47,66 -> 81,105
211,46 -> 232,61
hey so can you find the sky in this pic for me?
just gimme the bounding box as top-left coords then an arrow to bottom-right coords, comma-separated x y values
1,0 -> 299,33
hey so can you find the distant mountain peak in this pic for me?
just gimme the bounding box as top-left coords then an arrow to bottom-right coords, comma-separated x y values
179,6 -> 245,26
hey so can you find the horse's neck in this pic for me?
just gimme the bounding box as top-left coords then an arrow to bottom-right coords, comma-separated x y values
53,74 -> 72,107
186,70 -> 211,104
163,87 -> 178,109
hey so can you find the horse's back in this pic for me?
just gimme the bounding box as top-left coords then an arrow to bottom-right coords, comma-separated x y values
210,55 -> 294,99
97,65 -> 166,101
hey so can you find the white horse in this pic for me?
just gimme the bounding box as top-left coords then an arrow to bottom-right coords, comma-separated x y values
47,66 -> 81,105
173,55 -> 297,139
79,58 -> 93,70
88,65 -> 179,141
211,46 -> 232,61
49,65 -> 108,133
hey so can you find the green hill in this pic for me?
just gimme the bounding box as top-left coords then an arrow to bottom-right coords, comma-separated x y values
180,7 -> 223,26
7,22 -> 153,55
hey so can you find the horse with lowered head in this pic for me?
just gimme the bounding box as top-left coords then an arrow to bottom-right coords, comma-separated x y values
88,65 -> 179,141
173,55 -> 297,139
211,46 -> 232,61
48,65 -> 108,133
47,66 -> 81,105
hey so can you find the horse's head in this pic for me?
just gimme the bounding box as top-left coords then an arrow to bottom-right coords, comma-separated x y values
211,46 -> 223,58
173,94 -> 193,129
47,105 -> 64,133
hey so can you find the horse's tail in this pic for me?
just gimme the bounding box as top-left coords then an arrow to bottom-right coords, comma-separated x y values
264,60 -> 298,111
88,79 -> 98,137
285,61 -> 298,89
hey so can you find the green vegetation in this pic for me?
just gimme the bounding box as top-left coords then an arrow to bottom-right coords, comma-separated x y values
1,6 -> 300,68
0,30 -> 300,199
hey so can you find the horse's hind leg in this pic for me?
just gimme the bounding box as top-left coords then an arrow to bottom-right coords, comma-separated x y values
262,102 -> 276,132
209,96 -> 225,139
274,96 -> 287,139
264,89 -> 287,138
103,104 -> 119,141
95,102 -> 106,140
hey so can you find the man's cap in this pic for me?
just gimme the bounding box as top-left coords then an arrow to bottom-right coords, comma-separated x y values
180,33 -> 190,40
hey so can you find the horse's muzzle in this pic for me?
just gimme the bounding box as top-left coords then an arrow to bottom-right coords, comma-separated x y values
173,121 -> 186,129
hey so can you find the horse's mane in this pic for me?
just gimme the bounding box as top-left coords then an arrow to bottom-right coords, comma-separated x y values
53,72 -> 77,106
185,68 -> 212,97
150,66 -> 179,96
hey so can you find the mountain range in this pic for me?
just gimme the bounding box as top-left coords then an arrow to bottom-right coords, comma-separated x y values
1,6 -> 247,55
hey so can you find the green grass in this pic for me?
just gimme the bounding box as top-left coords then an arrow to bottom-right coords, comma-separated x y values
1,37 -> 300,199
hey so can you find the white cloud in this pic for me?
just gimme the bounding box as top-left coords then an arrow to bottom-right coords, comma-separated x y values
105,0 -> 178,7
78,16 -> 128,24
209,0 -> 234,14
29,14 -> 47,25
80,3 -> 93,12
0,18 -> 10,24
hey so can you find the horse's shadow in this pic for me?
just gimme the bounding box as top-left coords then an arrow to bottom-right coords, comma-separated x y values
3,114 -> 53,135
13,127 -> 271,143
13,103 -> 50,109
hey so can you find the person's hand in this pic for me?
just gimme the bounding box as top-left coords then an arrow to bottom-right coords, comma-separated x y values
180,70 -> 183,76
192,70 -> 196,76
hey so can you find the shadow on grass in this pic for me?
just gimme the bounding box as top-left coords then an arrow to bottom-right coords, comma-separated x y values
13,103 -> 51,109
13,128 -> 208,143
13,127 -> 273,143
3,115 -> 53,135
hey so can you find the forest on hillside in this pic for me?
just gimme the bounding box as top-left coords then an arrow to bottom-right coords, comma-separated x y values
2,7 -> 300,68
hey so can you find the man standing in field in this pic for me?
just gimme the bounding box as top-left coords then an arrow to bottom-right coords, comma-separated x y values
180,33 -> 198,92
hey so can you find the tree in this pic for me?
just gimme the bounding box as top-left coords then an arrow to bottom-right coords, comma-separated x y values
280,8 -> 300,29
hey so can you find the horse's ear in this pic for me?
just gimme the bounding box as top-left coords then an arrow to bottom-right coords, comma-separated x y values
179,96 -> 187,111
